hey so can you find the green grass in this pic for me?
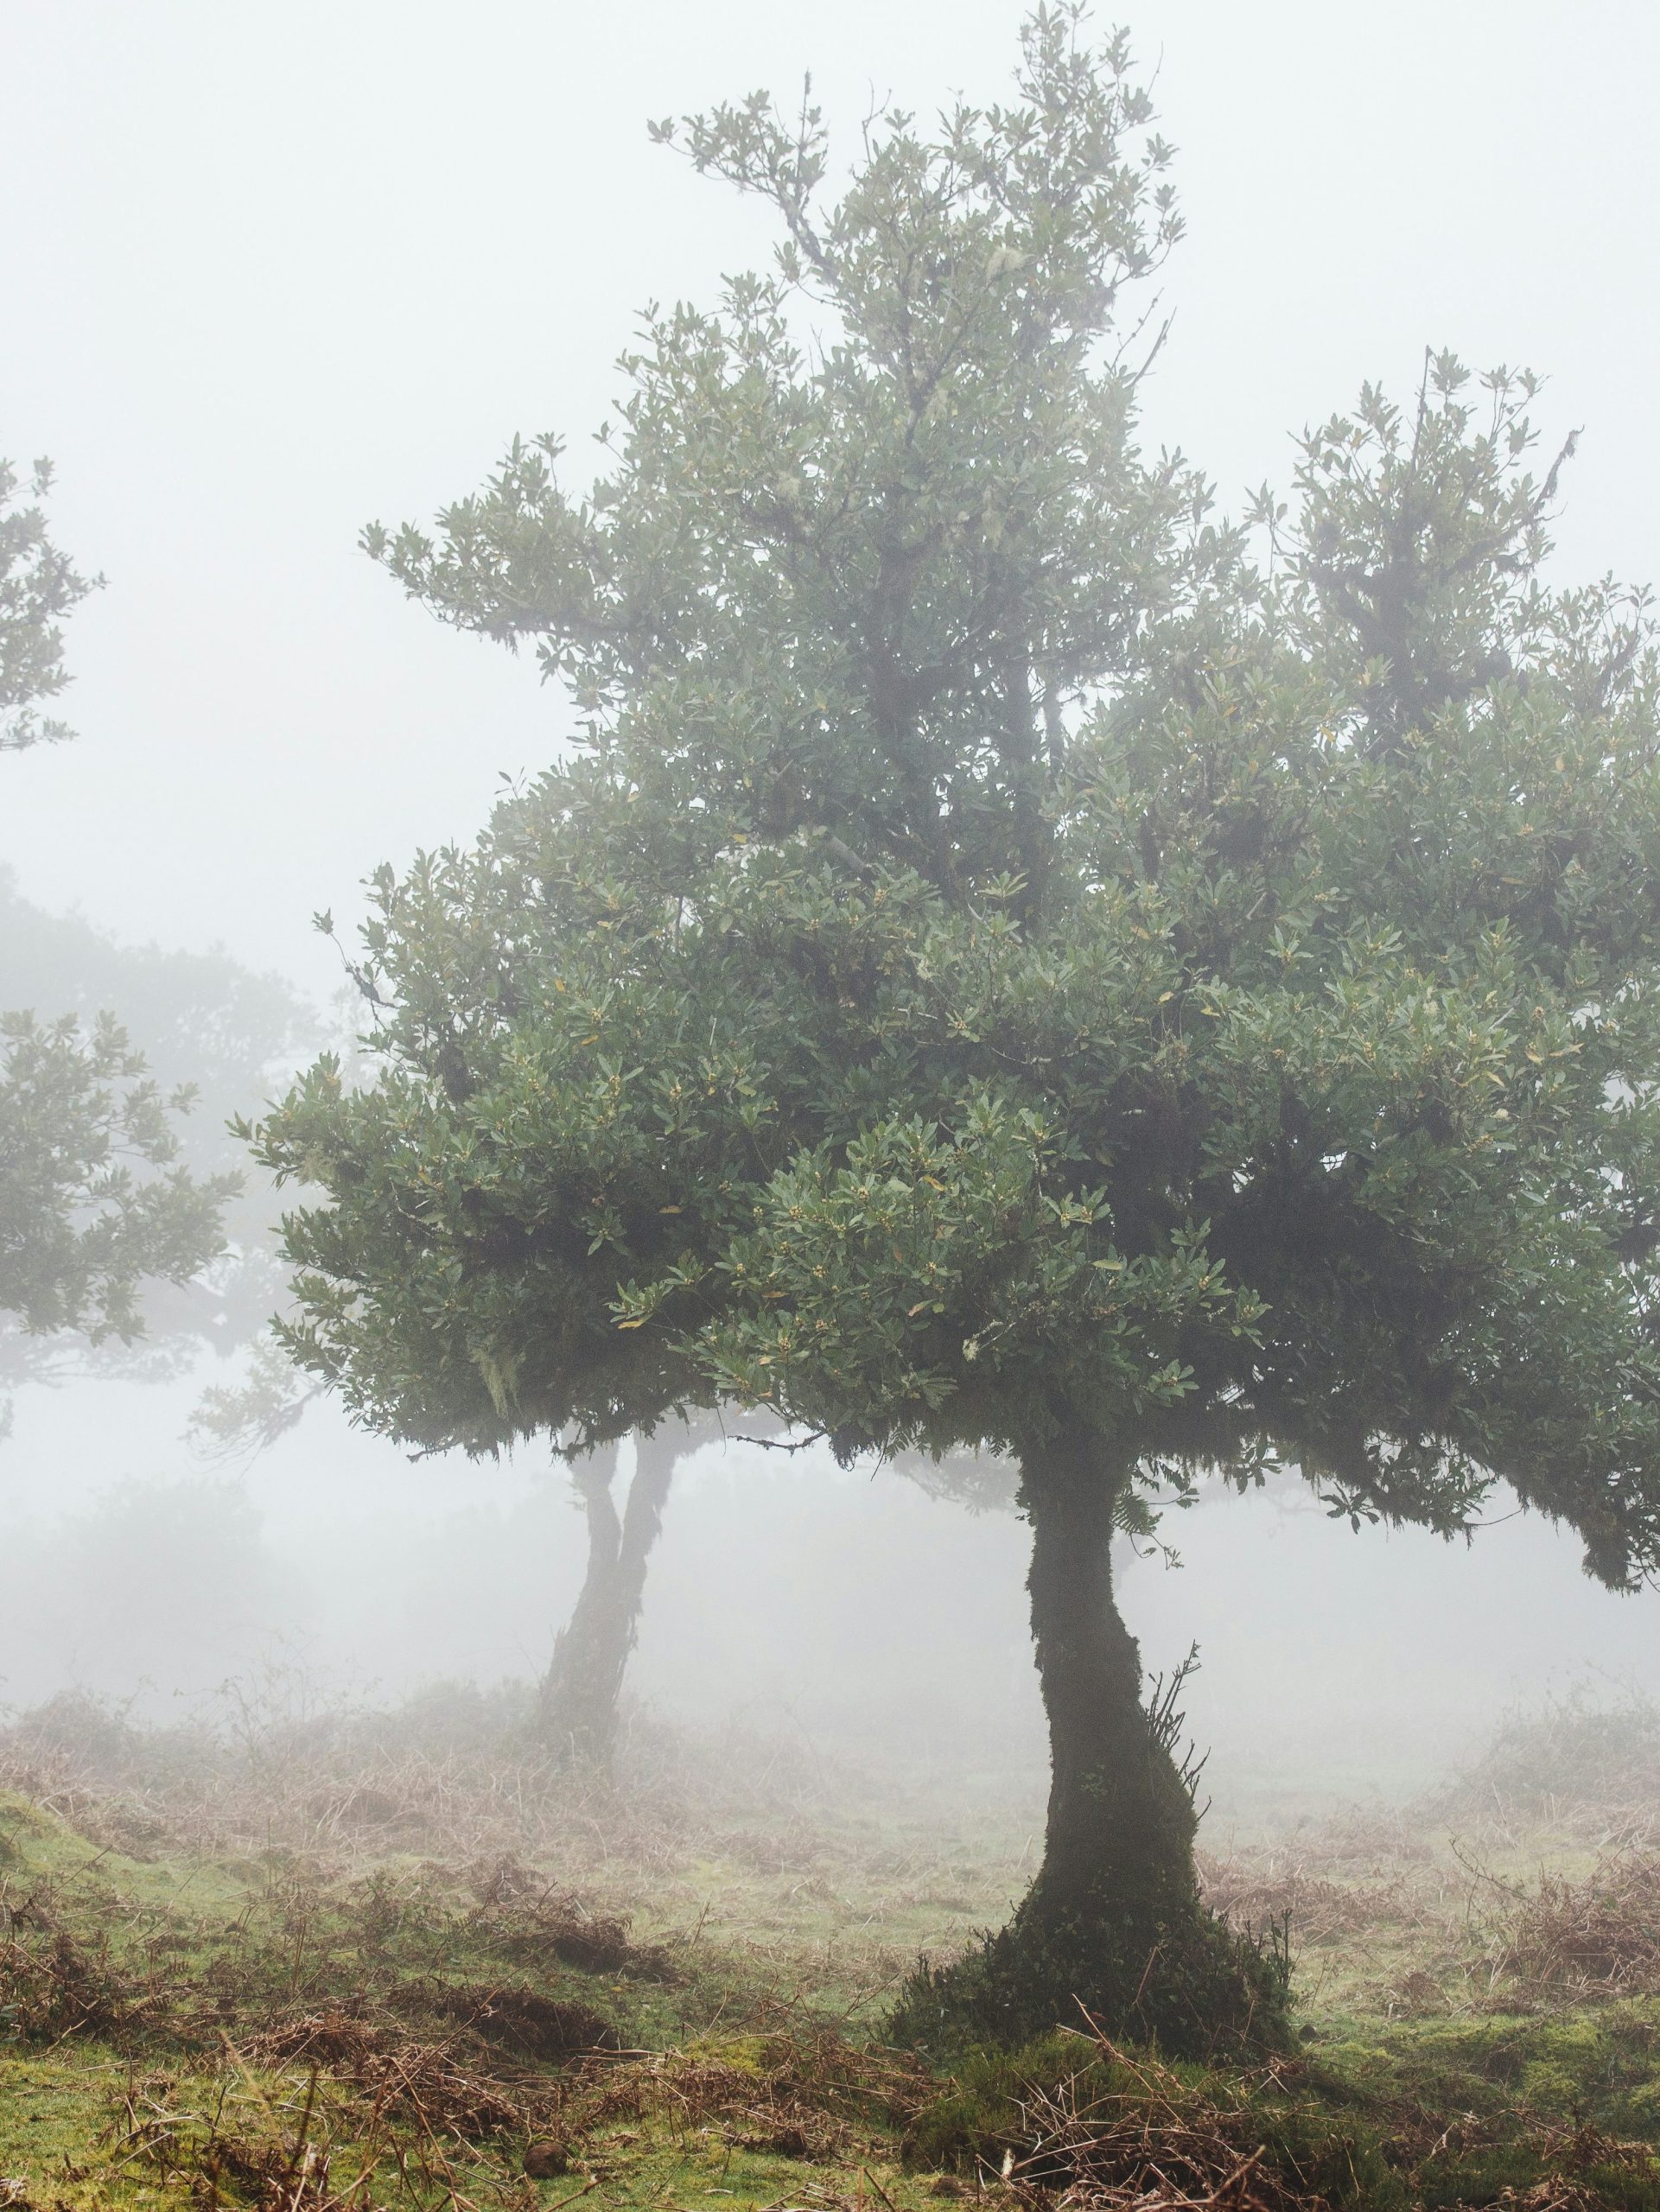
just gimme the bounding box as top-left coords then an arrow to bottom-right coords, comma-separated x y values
8,1707 -> 1660,2211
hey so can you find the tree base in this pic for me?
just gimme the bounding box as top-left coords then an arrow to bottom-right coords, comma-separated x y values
887,1893 -> 1289,2062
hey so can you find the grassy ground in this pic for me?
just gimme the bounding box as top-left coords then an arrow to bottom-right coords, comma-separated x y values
6,1686 -> 1660,2209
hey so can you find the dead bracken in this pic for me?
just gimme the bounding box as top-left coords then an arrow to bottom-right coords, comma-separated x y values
5,1692 -> 1660,2210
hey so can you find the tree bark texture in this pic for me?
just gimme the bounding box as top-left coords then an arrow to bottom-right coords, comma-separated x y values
1021,1420 -> 1202,1937
536,1427 -> 681,1766
891,1440 -> 1283,2054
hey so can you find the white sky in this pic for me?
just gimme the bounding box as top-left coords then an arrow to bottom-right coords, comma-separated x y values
3,0 -> 1657,996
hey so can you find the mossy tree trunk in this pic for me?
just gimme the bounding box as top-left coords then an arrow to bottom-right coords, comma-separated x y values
1021,1421 -> 1202,1941
892,1419 -> 1284,2056
536,1429 -> 681,1768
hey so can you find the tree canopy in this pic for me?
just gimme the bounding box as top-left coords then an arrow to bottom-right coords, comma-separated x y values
254,7 -> 1660,2048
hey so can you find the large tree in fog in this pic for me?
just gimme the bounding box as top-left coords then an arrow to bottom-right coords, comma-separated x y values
254,9 -> 1660,2052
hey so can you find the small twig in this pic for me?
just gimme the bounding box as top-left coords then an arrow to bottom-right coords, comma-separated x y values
544,2180 -> 601,2212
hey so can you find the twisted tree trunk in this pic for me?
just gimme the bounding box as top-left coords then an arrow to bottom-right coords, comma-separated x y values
536,1427 -> 683,1767
1021,1420 -> 1202,1935
892,1418 -> 1283,2056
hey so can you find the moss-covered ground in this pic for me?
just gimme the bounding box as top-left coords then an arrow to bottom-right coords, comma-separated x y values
6,1688 -> 1660,2209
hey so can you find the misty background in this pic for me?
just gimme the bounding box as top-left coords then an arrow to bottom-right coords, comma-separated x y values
3,0 -> 1659,1809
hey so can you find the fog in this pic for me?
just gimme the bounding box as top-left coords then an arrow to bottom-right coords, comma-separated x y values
7,1375 -> 1660,1810
4,0 -> 1660,1818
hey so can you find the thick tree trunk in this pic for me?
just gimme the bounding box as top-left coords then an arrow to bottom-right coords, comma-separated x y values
890,1417 -> 1285,2056
1021,1419 -> 1200,1936
536,1428 -> 680,1768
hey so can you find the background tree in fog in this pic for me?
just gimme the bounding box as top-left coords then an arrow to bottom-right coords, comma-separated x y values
254,9 -> 1660,2053
536,1413 -> 713,1765
2,871 -> 314,1380
0,457 -> 98,754
0,467 -> 245,1430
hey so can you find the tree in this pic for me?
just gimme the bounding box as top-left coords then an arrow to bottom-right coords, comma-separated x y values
1,471 -> 238,1424
0,1009 -> 235,1425
1,456 -> 99,753
1,867 -> 315,1390
537,1415 -> 710,1766
254,10 -> 1660,2054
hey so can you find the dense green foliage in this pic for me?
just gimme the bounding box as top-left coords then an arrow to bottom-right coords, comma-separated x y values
266,9 -> 1203,1458
266,10 -> 1660,1577
254,5 -> 1660,2045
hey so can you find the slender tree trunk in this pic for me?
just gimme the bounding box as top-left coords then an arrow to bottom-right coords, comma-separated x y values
536,1429 -> 681,1767
1020,1419 -> 1199,1935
